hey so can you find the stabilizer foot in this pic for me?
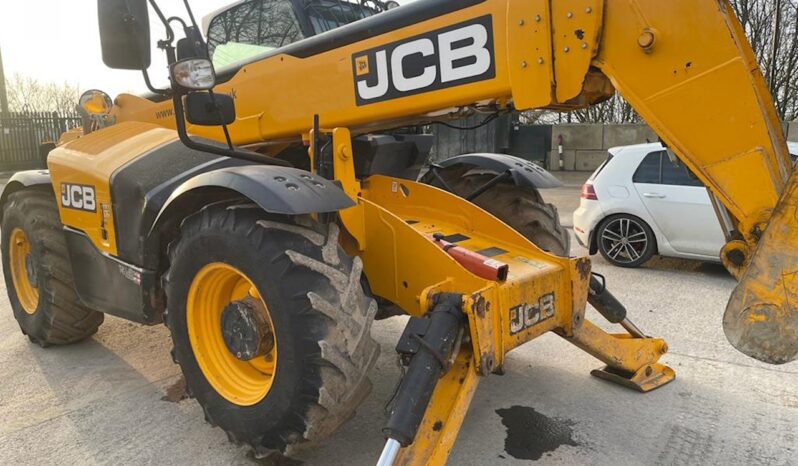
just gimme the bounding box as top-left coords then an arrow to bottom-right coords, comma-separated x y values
590,363 -> 675,393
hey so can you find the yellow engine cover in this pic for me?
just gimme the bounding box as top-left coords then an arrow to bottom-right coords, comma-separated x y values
47,122 -> 179,256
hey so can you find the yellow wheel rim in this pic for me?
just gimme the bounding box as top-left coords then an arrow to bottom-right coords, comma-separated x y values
187,263 -> 277,406
9,228 -> 39,315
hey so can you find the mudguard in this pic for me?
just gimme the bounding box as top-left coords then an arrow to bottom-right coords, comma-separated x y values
434,153 -> 562,189
0,170 -> 53,216
150,165 -> 355,236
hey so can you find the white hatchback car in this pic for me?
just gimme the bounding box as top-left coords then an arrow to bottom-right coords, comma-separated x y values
573,143 -> 796,267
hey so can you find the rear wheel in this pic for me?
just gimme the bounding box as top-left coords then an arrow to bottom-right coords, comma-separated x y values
438,173 -> 571,256
1,190 -> 103,346
596,214 -> 657,267
165,202 -> 379,456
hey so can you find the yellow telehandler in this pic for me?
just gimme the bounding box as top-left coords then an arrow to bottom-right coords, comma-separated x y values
1,0 -> 794,464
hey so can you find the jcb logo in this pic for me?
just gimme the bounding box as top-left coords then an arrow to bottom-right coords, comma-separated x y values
509,293 -> 556,335
61,183 -> 97,212
353,16 -> 495,106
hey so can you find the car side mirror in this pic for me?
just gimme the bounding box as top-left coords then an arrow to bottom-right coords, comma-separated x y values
185,93 -> 236,126
98,0 -> 152,70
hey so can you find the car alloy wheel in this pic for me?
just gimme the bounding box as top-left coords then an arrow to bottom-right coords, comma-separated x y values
599,217 -> 651,266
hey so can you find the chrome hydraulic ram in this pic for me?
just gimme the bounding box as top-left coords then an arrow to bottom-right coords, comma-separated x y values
588,275 -> 646,339
376,294 -> 464,466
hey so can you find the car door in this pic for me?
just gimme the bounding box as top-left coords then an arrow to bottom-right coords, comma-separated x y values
632,151 -> 725,256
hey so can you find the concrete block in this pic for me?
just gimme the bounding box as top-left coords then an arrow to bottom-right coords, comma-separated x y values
548,149 -> 577,171
603,124 -> 658,149
787,122 -> 798,142
575,150 -> 610,171
552,124 -> 603,151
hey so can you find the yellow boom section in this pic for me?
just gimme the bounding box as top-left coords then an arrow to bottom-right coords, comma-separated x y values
114,0 -> 789,235
110,0 -> 795,362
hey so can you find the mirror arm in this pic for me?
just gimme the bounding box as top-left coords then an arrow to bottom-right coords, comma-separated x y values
181,0 -> 201,31
148,0 -> 175,43
171,93 -> 292,167
207,90 -> 236,151
142,70 -> 170,95
168,16 -> 189,29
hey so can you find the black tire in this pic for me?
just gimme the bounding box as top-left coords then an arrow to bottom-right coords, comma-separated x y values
1,190 -> 103,346
596,214 -> 657,268
165,203 -> 379,457
442,173 -> 571,256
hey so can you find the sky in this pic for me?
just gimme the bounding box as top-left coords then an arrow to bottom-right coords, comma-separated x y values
2,0 -> 397,97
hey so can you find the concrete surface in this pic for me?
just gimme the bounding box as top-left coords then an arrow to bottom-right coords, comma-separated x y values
1,177 -> 797,466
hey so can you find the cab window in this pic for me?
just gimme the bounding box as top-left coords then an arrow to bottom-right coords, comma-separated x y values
207,0 -> 304,69
305,0 -> 376,34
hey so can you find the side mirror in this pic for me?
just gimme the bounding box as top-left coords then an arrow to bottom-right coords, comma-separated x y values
185,93 -> 236,126
98,0 -> 151,70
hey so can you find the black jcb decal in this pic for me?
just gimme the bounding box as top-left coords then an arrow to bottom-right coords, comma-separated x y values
509,293 -> 556,335
353,15 -> 495,106
60,183 -> 97,212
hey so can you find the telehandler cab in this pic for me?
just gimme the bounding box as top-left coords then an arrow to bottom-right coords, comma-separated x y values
2,0 -> 796,464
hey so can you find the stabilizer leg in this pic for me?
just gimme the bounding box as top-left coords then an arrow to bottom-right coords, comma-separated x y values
562,320 -> 674,393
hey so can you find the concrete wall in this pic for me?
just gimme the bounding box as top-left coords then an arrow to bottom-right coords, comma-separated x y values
547,124 -> 659,172
434,120 -> 798,173
547,123 -> 798,172
785,122 -> 798,142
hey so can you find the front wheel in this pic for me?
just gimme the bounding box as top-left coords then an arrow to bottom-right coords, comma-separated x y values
596,214 -> 657,268
1,190 -> 103,346
165,203 -> 379,456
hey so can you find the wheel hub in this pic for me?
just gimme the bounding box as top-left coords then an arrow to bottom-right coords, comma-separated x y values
221,298 -> 274,361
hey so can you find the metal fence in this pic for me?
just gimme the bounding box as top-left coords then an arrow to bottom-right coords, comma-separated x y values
0,111 -> 81,170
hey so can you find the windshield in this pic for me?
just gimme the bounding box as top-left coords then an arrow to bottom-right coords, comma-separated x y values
207,0 -> 378,69
207,0 -> 304,69
304,0 -> 377,34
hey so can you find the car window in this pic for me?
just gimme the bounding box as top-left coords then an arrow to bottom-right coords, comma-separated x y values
589,154 -> 613,181
662,155 -> 704,187
632,151 -> 661,184
207,0 -> 304,69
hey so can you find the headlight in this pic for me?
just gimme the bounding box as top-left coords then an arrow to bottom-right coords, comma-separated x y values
170,59 -> 216,91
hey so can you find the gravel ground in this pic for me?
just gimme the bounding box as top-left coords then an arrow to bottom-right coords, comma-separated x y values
0,173 -> 796,465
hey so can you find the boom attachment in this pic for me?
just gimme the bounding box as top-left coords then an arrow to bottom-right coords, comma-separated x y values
584,1 -> 796,363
